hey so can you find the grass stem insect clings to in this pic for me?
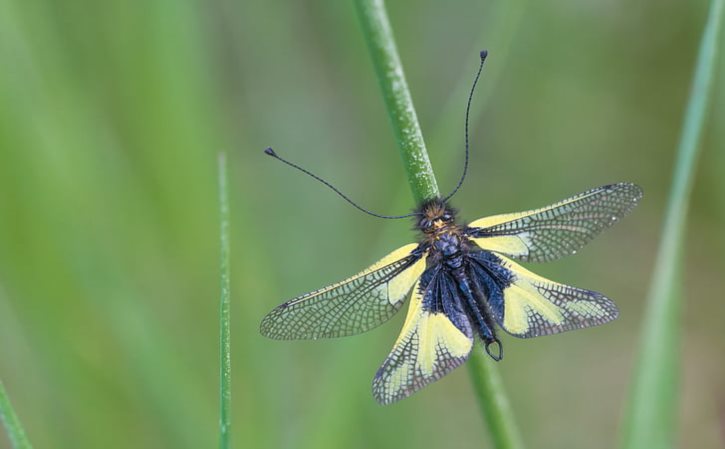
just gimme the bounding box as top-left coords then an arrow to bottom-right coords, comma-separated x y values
260,51 -> 642,405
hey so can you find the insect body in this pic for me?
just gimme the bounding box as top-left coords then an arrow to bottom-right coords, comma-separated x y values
261,184 -> 642,404
260,51 -> 643,404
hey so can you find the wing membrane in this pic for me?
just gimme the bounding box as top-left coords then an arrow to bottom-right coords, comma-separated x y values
470,252 -> 618,338
372,270 -> 473,405
467,183 -> 643,262
260,244 -> 427,340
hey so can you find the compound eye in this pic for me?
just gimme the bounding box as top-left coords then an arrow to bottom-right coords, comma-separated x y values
442,212 -> 453,222
419,219 -> 433,232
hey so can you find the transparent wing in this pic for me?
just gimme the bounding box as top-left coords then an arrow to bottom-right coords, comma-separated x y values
467,183 -> 643,262
372,270 -> 474,405
470,251 -> 618,338
260,243 -> 427,340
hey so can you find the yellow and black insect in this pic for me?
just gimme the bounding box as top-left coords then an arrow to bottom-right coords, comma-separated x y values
260,51 -> 642,405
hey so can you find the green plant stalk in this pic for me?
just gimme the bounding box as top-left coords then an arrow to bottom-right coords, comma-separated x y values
218,153 -> 231,449
0,380 -> 33,449
354,1 -> 523,448
620,0 -> 724,448
468,352 -> 525,449
354,0 -> 438,203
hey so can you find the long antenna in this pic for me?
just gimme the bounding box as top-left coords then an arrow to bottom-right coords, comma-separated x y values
264,148 -> 419,219
442,50 -> 488,202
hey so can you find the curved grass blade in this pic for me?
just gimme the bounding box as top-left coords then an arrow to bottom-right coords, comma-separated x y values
620,0 -> 725,447
0,380 -> 33,449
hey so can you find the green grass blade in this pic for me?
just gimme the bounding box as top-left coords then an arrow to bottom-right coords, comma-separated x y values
468,353 -> 524,449
0,380 -> 33,449
218,153 -> 231,449
354,0 -> 524,447
620,1 -> 724,448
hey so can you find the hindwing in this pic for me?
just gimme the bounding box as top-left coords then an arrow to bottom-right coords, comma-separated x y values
372,269 -> 474,404
469,251 -> 618,338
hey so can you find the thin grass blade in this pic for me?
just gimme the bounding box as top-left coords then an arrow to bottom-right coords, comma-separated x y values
0,380 -> 33,449
218,153 -> 232,449
620,1 -> 724,448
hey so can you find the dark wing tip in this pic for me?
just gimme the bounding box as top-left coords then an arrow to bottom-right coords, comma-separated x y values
618,183 -> 644,212
628,183 -> 644,201
583,290 -> 620,324
259,313 -> 276,338
606,182 -> 644,200
609,303 -> 621,322
371,379 -> 388,405
259,308 -> 289,339
371,377 -> 406,406
601,182 -> 644,217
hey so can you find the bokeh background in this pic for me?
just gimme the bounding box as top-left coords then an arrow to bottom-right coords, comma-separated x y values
0,0 -> 723,448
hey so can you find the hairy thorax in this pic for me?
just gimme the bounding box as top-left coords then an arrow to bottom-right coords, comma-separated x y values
417,199 -> 469,270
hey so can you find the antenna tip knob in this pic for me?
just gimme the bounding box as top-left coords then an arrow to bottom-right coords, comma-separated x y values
264,147 -> 277,157
480,50 -> 488,60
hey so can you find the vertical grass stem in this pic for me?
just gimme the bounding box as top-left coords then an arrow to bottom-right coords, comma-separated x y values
354,1 -> 524,447
218,152 -> 232,449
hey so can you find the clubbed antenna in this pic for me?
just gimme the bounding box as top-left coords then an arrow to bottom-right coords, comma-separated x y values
442,50 -> 488,202
264,147 -> 419,219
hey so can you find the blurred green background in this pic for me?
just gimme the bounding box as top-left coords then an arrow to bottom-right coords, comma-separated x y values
0,0 -> 723,448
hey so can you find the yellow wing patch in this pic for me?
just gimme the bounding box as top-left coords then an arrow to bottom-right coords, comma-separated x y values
470,233 -> 533,260
502,283 -> 564,335
469,210 -> 533,229
372,279 -> 473,405
371,244 -> 427,306
494,256 -> 619,338
260,244 -> 427,339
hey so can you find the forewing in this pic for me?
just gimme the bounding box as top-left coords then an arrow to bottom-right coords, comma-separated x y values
470,252 -> 618,338
372,270 -> 474,405
260,243 -> 427,340
467,183 -> 643,262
